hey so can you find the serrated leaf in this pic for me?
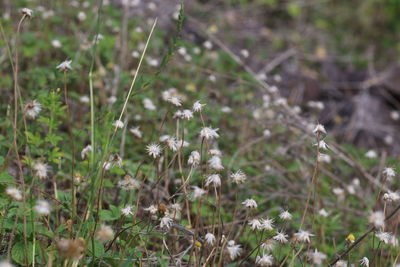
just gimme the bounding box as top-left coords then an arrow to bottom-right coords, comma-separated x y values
12,241 -> 34,266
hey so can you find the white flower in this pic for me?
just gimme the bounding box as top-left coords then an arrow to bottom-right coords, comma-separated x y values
81,144 -> 92,159
391,111 -> 400,121
117,175 -> 140,190
147,57 -> 159,67
221,106 -> 232,113
279,210 -> 292,220
200,127 -> 219,140
146,143 -> 161,158
248,219 -> 263,231
333,187 -> 345,201
51,39 -> 62,48
346,184 -> 356,195
255,254 -> 273,266
263,129 -> 271,137
314,140 -> 329,150
6,187 -> 23,201
165,137 -> 179,151
307,249 -> 327,265
103,154 -> 122,170
274,98 -> 287,106
144,205 -> 158,214
80,95 -> 90,103
360,257 -> 369,267
205,233 -> 216,246
33,161 -> 49,179
383,167 -> 396,178
383,191 -> 400,203
174,109 -> 193,120
193,100 -> 206,112
95,225 -> 114,243
368,211 -> 385,229
208,156 -> 224,170
242,199 -> 258,209
273,231 -> 288,243
56,60 -> 72,71
188,151 -> 201,166
160,216 -> 173,230
113,120 -> 124,129
293,230 -> 314,243
335,260 -> 348,267
24,100 -> 42,119
208,149 -> 222,156
376,231 -> 392,244
107,96 -> 117,104
307,101 -> 324,110
205,174 -> 221,187
365,150 -> 377,159
317,153 -> 331,163
203,40 -> 213,50
319,208 -> 329,217
191,186 -> 206,200
166,96 -> 182,106
121,206 -> 134,216
260,218 -> 274,230
21,8 -> 33,17
313,123 -> 326,135
129,126 -> 142,138
178,47 -> 187,56
143,98 -> 156,110
240,49 -> 249,58
169,203 -> 181,214
132,50 -> 140,58
226,241 -> 242,260
260,240 -> 275,251
34,200 -> 51,215
230,170 -> 247,184
77,11 -> 86,21
159,135 -> 170,142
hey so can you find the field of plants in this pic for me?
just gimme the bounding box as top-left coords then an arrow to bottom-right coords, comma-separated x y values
0,0 -> 399,266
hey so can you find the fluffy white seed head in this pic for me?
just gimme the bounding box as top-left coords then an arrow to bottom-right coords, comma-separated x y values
205,233 -> 216,246
242,199 -> 258,209
313,124 -> 326,135
24,100 -> 42,119
113,120 -> 124,129
279,210 -> 292,220
188,151 -> 201,166
200,127 -> 219,140
95,225 -> 114,243
205,174 -> 221,187
33,161 -> 50,179
193,100 -> 206,112
230,170 -> 247,184
34,200 -> 51,215
293,230 -> 314,243
146,143 -> 161,158
21,8 -> 33,17
6,187 -> 23,201
255,254 -> 273,266
56,60 -> 72,71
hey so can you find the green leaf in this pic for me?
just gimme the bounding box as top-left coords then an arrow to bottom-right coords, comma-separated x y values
12,241 -> 34,266
100,209 -> 119,221
0,172 -> 15,183
88,239 -> 105,258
